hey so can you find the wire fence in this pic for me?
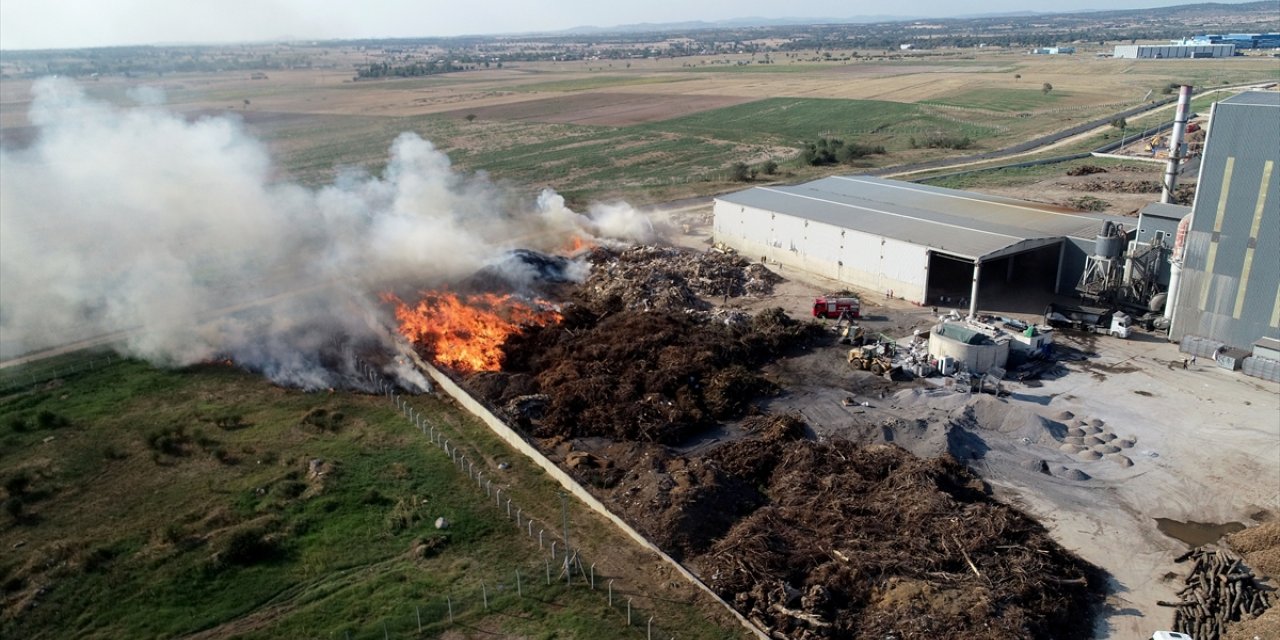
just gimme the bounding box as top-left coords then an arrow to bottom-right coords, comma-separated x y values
353,359 -> 687,639
0,353 -> 119,396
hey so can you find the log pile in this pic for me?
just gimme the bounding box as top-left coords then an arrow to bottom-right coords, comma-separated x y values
579,245 -> 781,312
1160,547 -> 1273,640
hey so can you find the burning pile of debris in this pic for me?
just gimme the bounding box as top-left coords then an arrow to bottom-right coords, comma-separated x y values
578,245 -> 781,312
390,244 -> 1105,638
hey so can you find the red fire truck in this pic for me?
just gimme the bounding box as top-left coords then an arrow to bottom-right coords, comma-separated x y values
812,296 -> 860,319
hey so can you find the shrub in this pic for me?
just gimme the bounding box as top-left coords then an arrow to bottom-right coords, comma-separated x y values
219,527 -> 281,566
729,162 -> 753,182
7,417 -> 29,433
35,410 -> 69,430
4,472 -> 31,497
4,497 -> 23,522
918,134 -> 974,150
801,137 -> 885,166
761,159 -> 779,175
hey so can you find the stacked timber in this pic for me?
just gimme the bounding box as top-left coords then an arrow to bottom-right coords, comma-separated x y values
1158,547 -> 1273,640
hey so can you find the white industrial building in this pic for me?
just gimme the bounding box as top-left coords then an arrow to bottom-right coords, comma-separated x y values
712,176 -> 1127,317
1112,44 -> 1235,59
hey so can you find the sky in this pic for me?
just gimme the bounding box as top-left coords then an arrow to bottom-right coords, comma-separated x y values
0,0 -> 1263,50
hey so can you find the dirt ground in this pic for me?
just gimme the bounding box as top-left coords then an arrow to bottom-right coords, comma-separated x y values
660,205 -> 1280,639
435,92 -> 760,126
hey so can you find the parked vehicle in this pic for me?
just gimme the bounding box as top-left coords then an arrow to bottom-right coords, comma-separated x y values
1043,303 -> 1131,338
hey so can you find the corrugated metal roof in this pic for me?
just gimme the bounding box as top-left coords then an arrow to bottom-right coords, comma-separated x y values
1221,91 -> 1280,107
1139,202 -> 1191,221
714,175 -> 1120,261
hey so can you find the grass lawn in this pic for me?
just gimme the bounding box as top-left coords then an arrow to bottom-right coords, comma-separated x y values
0,359 -> 740,639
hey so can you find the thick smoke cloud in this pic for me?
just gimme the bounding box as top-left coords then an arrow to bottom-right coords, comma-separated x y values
0,78 -> 651,389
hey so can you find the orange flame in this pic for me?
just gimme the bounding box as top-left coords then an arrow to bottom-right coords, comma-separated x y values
383,290 -> 560,373
564,235 -> 593,255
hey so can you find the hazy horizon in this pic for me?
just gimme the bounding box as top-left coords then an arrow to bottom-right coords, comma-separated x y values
0,0 -> 1268,51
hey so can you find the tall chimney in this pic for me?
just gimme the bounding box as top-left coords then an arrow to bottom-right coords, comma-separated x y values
1161,85 -> 1193,204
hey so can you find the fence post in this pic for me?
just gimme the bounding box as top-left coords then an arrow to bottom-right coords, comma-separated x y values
609,580 -> 614,607
590,563 -> 596,589
539,529 -> 544,549
648,616 -> 653,640
628,598 -> 633,626
416,605 -> 422,633
506,498 -> 511,517
545,558 -> 551,585
382,620 -> 389,640
551,541 -> 557,559
482,583 -> 488,610
516,569 -> 522,597
447,595 -> 453,623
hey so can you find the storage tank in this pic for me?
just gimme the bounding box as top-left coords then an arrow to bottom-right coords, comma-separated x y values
927,322 -> 1010,374
1094,221 -> 1124,259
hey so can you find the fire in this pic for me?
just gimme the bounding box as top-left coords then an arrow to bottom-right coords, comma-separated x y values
564,235 -> 593,254
383,290 -> 560,373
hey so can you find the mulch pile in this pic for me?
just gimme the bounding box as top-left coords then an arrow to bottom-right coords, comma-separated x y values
438,245 -> 1105,639
577,245 -> 781,312
695,418 -> 1102,640
469,305 -> 821,444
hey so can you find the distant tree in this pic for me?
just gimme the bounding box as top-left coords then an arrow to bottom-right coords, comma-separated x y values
465,113 -> 477,122
243,99 -> 250,108
1014,73 -> 1021,80
729,162 -> 752,182
1110,117 -> 1127,130
1042,82 -> 1053,95
762,159 -> 779,175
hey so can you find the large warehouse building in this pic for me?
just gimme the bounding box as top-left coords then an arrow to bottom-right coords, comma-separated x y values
1168,91 -> 1280,350
712,176 -> 1128,317
1112,44 -> 1235,58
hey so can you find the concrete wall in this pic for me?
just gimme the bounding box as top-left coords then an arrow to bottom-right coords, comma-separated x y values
927,333 -> 1010,374
419,363 -> 769,640
714,200 -> 930,302
1057,237 -> 1094,294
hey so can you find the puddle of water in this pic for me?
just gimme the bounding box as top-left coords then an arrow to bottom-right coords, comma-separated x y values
1154,517 -> 1246,547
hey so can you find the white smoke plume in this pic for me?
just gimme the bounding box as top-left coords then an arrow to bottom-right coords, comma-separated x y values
0,78 -> 650,389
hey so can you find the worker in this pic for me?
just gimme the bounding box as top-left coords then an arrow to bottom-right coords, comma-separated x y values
1181,358 -> 1188,370
1190,355 -> 1197,367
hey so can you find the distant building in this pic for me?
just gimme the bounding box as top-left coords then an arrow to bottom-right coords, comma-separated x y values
1030,47 -> 1075,55
1168,91 -> 1280,350
1180,33 -> 1280,49
1113,44 -> 1234,59
899,44 -> 914,51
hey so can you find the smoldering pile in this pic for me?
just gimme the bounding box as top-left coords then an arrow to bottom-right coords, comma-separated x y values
577,245 -> 781,313
468,305 -> 821,444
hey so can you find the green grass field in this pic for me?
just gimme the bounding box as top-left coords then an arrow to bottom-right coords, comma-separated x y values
0,359 -> 740,639
922,88 -> 1070,112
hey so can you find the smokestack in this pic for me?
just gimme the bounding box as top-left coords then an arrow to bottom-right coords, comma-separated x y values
1161,84 -> 1193,204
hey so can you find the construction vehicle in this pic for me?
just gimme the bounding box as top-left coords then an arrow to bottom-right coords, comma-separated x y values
813,295 -> 860,319
1044,303 -> 1131,338
847,341 -> 898,375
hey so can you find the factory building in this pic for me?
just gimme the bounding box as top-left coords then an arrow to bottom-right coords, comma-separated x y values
1113,44 -> 1235,59
1135,202 -> 1190,288
712,176 -> 1127,317
1168,91 -> 1280,351
1180,33 -> 1280,50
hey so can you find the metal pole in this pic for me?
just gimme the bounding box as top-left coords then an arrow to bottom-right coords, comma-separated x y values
482,583 -> 488,610
590,563 -> 595,589
382,620 -> 389,640
416,606 -> 422,633
648,616 -> 653,640
516,569 -> 522,597
447,595 -> 453,623
551,541 -> 557,559
539,529 -> 544,549
627,598 -> 632,626
609,580 -> 614,607
545,558 -> 551,585
559,491 -> 571,585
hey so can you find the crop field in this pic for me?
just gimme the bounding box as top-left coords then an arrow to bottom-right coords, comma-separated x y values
3,48 -> 1278,203
921,87 -> 1070,112
0,359 -> 743,639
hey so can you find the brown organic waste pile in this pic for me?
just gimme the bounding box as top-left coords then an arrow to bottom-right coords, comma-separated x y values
1069,179 -> 1196,203
1222,523 -> 1280,640
446,246 -> 1104,638
577,245 -> 782,312
468,303 -> 821,444
1163,545 -> 1274,640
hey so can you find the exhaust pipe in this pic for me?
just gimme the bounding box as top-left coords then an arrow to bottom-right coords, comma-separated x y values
1161,85 -> 1193,204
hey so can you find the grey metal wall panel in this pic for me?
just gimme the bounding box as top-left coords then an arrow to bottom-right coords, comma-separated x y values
1171,93 -> 1280,349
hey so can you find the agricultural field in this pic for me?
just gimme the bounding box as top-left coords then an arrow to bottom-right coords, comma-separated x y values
0,357 -> 745,639
4,47 -> 1276,204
